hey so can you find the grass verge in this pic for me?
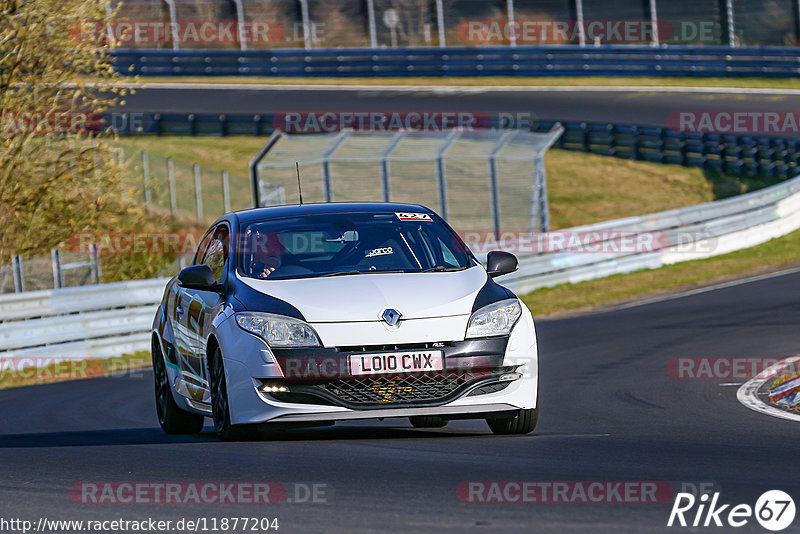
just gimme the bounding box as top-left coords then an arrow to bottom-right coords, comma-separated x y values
112,76 -> 800,90
521,228 -> 800,318
0,351 -> 150,390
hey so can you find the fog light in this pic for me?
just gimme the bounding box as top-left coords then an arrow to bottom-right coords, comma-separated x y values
259,383 -> 290,394
498,372 -> 522,382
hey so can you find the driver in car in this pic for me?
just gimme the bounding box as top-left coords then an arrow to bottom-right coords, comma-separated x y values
250,232 -> 285,278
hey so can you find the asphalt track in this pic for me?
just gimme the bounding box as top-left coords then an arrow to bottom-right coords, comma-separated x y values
1,269 -> 799,533
118,84 -> 800,129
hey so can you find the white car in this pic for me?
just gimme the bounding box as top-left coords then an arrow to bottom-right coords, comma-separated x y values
152,203 -> 539,439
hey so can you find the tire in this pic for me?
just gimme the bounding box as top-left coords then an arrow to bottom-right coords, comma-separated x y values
209,345 -> 263,441
409,416 -> 448,428
486,408 -> 538,435
152,338 -> 205,435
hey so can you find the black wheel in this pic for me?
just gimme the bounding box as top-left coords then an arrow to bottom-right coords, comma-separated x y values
486,408 -> 538,435
409,416 -> 448,428
209,345 -> 263,441
152,338 -> 204,434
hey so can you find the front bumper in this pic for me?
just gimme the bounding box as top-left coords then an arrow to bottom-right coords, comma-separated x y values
211,303 -> 539,425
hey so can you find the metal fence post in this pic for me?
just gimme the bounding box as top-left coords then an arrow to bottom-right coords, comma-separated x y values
574,0 -> 587,46
12,254 -> 24,293
299,0 -> 312,49
193,164 -> 203,220
534,154 -> 550,232
141,151 -> 151,210
649,0 -> 659,45
222,170 -> 231,213
51,249 -> 63,289
723,0 -> 736,46
163,0 -> 180,50
507,0 -> 517,47
380,133 -> 405,202
435,0 -> 446,47
232,0 -> 248,50
488,131 -> 517,238
321,133 -> 348,203
366,0 -> 378,48
435,131 -> 461,221
90,244 -> 101,284
167,158 -> 177,216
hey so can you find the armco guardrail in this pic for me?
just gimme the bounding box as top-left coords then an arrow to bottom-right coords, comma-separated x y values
498,173 -> 800,294
110,46 -> 800,78
0,279 -> 168,364
3,174 -> 800,363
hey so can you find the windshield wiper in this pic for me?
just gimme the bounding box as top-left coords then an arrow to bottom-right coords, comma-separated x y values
320,270 -> 406,277
420,266 -> 468,273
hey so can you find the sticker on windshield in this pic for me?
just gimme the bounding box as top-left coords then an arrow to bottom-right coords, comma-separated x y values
365,247 -> 394,258
396,212 -> 432,222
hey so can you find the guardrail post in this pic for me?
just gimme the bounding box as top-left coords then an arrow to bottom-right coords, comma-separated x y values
253,115 -> 263,136
607,124 -> 616,156
581,123 -> 590,152
141,151 -> 151,210
167,158 -> 177,217
219,114 -> 228,136
435,0 -> 446,47
222,170 -> 231,213
194,164 -> 203,220
188,114 -> 197,136
632,126 -> 641,160
12,254 -> 24,293
51,249 -> 63,289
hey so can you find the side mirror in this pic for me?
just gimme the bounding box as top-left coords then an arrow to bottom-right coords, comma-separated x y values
486,251 -> 518,278
177,265 -> 218,290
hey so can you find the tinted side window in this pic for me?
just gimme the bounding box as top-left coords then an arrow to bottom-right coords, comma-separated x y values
200,226 -> 229,282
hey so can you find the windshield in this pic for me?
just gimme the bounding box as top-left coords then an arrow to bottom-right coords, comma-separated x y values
236,211 -> 474,280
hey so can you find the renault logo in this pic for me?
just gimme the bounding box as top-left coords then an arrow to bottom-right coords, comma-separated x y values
381,308 -> 402,326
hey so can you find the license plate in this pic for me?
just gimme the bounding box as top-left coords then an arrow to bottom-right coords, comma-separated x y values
349,350 -> 444,376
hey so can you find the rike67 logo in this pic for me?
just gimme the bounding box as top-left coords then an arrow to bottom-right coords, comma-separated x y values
668,490 -> 796,531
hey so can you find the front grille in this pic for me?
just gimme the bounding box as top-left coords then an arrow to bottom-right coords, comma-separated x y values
317,373 -> 473,405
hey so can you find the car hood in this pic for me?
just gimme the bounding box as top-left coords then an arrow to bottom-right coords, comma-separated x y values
237,266 -> 487,323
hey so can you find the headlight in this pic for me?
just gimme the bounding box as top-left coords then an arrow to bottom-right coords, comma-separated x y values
466,299 -> 522,339
235,312 -> 321,347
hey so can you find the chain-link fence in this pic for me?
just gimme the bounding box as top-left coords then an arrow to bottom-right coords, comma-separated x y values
108,0 -> 795,49
254,127 -> 563,236
0,249 -> 101,294
117,147 -> 284,223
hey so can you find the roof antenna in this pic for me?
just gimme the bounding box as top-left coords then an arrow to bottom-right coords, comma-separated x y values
295,161 -> 304,205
